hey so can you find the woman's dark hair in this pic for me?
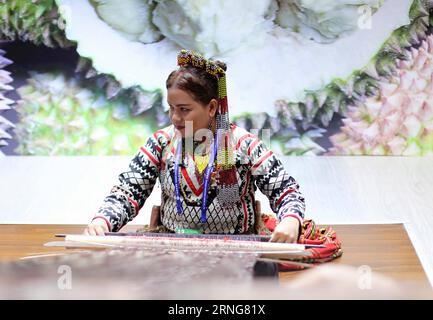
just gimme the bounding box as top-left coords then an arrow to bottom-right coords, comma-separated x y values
166,60 -> 227,106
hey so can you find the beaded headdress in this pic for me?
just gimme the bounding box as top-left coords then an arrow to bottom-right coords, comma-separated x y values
177,49 -> 240,210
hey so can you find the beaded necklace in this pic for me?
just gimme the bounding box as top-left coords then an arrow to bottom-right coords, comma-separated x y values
174,133 -> 219,223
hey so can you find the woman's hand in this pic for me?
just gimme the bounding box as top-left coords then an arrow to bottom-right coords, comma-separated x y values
270,216 -> 300,243
83,218 -> 109,236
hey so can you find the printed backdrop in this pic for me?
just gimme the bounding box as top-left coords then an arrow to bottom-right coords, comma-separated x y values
1,0 -> 432,156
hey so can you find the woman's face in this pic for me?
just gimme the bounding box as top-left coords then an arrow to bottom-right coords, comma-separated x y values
168,87 -> 217,138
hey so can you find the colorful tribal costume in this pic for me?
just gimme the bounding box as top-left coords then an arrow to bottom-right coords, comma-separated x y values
93,50 -> 306,234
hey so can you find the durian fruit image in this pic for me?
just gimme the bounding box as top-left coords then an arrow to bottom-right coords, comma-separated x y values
0,49 -> 14,156
90,0 -> 162,44
3,0 -> 432,156
54,0 -> 412,118
233,108 -> 326,155
235,0 -> 432,155
14,72 -> 158,155
274,0 -> 384,43
74,56 -> 169,127
328,34 -> 433,155
0,0 -> 71,48
151,0 -> 273,57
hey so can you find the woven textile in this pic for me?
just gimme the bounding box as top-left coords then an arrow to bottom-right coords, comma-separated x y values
260,214 -> 343,270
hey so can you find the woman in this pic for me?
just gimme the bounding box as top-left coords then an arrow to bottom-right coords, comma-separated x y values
84,50 -> 306,243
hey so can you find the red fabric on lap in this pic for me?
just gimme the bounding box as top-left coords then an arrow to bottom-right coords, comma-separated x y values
260,215 -> 342,271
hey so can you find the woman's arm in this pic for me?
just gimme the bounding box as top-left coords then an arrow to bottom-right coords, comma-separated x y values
86,132 -> 165,233
244,135 -> 306,241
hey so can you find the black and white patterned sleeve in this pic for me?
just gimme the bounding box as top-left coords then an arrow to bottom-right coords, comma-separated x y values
245,136 -> 306,224
92,132 -> 164,232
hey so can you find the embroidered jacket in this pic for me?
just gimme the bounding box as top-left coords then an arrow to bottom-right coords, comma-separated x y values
94,124 -> 306,233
